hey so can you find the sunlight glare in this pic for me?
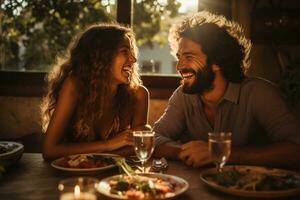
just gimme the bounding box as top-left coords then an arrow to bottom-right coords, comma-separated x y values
178,0 -> 198,13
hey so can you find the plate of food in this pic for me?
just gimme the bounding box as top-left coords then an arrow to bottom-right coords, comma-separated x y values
0,141 -> 24,166
200,165 -> 300,198
51,153 -> 120,173
97,173 -> 189,199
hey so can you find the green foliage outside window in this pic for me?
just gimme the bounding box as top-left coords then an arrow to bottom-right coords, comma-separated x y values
1,0 -> 113,71
133,0 -> 181,47
0,0 -> 180,71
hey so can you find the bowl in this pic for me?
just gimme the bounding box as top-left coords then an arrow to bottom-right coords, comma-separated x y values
0,141 -> 24,166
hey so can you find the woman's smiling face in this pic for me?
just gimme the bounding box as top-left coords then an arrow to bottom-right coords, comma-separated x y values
111,35 -> 137,86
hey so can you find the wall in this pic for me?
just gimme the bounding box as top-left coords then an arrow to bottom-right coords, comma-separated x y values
0,96 -> 42,139
232,0 -> 300,82
0,96 -> 168,152
0,96 -> 168,139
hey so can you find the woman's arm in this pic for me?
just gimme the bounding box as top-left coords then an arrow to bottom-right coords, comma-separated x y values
43,81 -> 150,161
131,85 -> 150,128
42,77 -> 131,161
105,85 -> 150,157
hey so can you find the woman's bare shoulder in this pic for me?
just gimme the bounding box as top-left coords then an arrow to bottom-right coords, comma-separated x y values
134,85 -> 149,101
60,75 -> 80,97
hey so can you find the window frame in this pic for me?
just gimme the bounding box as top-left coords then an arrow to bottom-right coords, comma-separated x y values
0,0 -> 181,98
0,71 -> 180,98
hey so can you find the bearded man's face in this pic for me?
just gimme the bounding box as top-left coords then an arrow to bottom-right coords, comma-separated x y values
176,38 -> 215,94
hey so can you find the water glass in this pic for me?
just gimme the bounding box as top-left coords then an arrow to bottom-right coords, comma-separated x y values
133,130 -> 155,173
208,132 -> 232,173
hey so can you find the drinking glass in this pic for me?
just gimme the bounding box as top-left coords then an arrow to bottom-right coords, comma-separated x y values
133,130 -> 155,173
58,177 -> 99,200
208,132 -> 232,173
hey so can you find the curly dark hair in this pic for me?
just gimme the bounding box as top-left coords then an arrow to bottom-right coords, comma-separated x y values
169,11 -> 251,83
41,23 -> 141,141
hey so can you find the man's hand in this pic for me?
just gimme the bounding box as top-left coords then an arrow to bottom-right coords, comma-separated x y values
179,140 -> 212,167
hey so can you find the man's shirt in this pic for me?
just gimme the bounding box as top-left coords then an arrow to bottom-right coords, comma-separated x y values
154,78 -> 300,146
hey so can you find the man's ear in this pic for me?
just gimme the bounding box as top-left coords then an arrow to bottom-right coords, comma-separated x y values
212,64 -> 221,72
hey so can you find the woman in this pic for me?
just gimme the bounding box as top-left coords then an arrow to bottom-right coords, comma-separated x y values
41,23 -> 149,161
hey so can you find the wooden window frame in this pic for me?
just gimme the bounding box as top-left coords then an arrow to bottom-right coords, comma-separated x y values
0,71 -> 180,99
0,0 -> 180,99
0,1 -> 234,98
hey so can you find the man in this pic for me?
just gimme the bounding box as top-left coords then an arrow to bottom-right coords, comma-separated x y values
154,11 -> 300,168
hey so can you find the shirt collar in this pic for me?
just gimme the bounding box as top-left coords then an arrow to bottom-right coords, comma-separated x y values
222,82 -> 241,104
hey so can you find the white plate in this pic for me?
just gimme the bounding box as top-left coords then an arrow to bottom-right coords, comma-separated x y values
97,173 -> 189,199
51,153 -> 120,173
0,141 -> 24,166
200,165 -> 300,198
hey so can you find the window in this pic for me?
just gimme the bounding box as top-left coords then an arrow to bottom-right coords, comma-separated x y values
1,0 -> 117,72
133,0 -> 199,75
1,0 -> 198,74
0,0 -> 199,97
141,59 -> 161,73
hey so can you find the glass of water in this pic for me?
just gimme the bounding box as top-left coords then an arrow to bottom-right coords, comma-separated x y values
208,132 -> 232,173
133,130 -> 155,173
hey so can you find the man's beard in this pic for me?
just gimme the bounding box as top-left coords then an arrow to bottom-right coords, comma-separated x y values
181,64 -> 215,95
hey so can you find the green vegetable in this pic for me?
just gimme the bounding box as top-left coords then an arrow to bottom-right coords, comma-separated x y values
205,170 -> 243,187
256,174 -> 300,191
206,169 -> 300,191
214,170 -> 243,187
140,183 -> 153,193
114,158 -> 136,176
116,180 -> 130,191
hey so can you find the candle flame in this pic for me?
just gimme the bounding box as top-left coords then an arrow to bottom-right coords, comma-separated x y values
74,185 -> 80,197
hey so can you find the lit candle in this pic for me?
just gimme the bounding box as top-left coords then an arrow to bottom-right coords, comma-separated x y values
59,193 -> 96,200
74,185 -> 81,198
59,185 -> 96,200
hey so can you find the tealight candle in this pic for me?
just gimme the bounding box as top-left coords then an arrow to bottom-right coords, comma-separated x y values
58,177 -> 99,200
60,192 -> 96,200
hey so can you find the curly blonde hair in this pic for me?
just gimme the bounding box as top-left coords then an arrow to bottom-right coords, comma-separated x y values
41,23 -> 141,141
169,11 -> 252,82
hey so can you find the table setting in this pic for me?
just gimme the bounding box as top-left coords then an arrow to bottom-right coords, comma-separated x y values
1,131 -> 300,200
50,130 -> 189,200
201,132 -> 300,198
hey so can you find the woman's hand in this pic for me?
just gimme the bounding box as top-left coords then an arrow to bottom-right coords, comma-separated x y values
106,129 -> 134,151
105,124 -> 152,152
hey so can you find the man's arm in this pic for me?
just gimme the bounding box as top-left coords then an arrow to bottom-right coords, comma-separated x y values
154,142 -> 181,159
230,142 -> 300,169
153,87 -> 186,159
244,80 -> 300,168
251,81 -> 300,154
174,141 -> 300,169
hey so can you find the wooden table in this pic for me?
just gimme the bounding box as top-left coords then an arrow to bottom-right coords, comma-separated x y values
0,153 -> 299,200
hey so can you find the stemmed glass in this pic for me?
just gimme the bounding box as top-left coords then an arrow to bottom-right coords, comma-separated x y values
133,130 -> 155,173
208,132 -> 232,173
